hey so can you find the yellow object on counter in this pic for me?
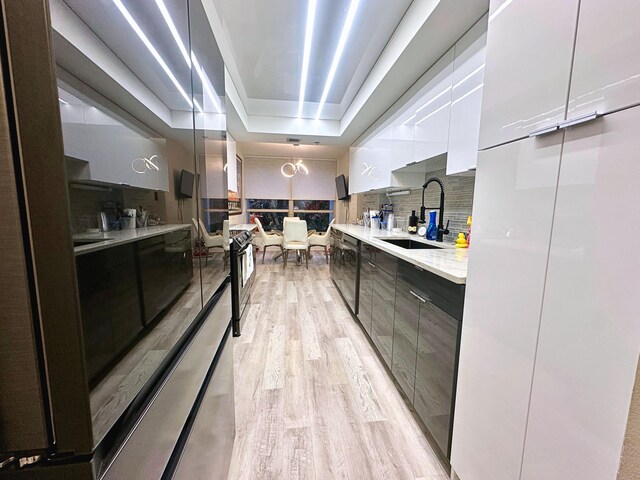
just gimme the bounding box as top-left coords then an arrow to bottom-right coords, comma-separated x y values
455,232 -> 468,248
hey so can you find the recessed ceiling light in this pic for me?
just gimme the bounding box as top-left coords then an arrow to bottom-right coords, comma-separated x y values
315,0 -> 361,120
114,0 -> 194,111
155,0 -> 222,114
297,0 -> 317,118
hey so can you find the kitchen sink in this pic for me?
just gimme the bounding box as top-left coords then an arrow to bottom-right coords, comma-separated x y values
379,238 -> 444,249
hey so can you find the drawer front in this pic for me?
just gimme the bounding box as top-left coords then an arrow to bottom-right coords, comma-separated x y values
397,260 -> 465,321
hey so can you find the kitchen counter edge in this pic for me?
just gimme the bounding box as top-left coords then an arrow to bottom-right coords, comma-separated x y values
332,224 -> 468,284
73,224 -> 191,256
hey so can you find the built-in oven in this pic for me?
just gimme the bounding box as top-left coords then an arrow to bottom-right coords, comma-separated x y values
230,230 -> 255,336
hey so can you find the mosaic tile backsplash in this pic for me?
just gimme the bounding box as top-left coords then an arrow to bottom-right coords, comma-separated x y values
360,168 -> 475,243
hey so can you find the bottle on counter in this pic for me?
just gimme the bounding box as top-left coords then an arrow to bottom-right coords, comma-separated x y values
467,215 -> 472,248
408,210 -> 418,234
426,210 -> 437,240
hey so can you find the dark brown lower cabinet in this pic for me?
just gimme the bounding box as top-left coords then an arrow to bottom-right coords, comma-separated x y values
391,280 -> 420,401
357,250 -> 375,335
371,267 -> 395,367
414,300 -> 459,457
76,244 -> 142,381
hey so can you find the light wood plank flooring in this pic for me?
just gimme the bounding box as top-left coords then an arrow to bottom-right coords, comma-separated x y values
227,254 -> 449,480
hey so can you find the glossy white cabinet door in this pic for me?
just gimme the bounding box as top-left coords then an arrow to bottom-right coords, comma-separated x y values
451,133 -> 563,480
349,126 -> 393,194
520,107 -> 640,480
479,0 -> 579,149
412,49 -> 454,163
392,123 -> 414,168
567,0 -> 640,120
446,16 -> 486,175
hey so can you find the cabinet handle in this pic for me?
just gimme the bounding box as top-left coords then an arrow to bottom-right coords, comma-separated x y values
558,111 -> 600,129
528,124 -> 559,137
409,290 -> 426,303
367,261 -> 376,268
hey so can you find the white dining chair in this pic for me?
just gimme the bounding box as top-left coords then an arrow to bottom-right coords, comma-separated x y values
192,218 -> 229,267
308,219 -> 334,264
283,219 -> 309,269
254,217 -> 283,264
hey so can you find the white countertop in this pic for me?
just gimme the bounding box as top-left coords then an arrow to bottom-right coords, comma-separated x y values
73,224 -> 191,256
332,224 -> 468,284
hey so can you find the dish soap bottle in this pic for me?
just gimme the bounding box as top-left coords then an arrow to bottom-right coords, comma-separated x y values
467,215 -> 472,248
408,210 -> 418,234
426,210 -> 437,240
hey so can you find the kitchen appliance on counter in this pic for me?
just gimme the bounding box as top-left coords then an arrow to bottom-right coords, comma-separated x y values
230,230 -> 255,336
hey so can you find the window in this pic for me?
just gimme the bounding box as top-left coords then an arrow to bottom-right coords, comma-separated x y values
247,198 -> 334,232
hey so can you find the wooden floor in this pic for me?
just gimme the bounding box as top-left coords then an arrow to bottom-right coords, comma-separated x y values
227,253 -> 449,480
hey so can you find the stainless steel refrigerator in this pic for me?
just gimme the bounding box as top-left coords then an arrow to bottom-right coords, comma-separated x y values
0,1 -> 235,478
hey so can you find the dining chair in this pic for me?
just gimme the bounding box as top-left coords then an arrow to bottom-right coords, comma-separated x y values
308,218 -> 334,264
254,217 -> 283,264
192,217 -> 229,267
283,219 -> 309,269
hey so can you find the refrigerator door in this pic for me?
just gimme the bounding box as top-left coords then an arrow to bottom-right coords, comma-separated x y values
0,43 -> 49,454
0,0 -> 94,459
521,106 -> 640,480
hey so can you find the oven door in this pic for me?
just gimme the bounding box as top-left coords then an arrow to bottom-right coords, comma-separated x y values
232,243 -> 254,336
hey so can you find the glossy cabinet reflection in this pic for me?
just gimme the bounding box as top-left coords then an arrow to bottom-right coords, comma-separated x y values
76,244 -> 141,382
520,107 -> 640,480
451,133 -> 563,480
479,0 -> 579,149
567,0 -> 640,119
446,16 -> 486,175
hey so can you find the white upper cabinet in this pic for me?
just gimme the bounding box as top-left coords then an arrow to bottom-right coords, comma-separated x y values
60,101 -> 169,191
520,107 -> 640,480
446,16 -> 487,175
411,49 -> 454,163
567,0 -> 640,120
479,0 -> 580,149
451,132 -> 563,480
349,126 -> 393,194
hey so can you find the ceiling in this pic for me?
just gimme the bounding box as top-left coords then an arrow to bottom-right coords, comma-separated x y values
213,0 -> 411,111
50,0 -> 489,150
209,0 -> 490,146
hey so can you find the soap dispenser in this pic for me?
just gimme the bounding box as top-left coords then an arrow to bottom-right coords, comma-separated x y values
426,210 -> 437,240
408,210 -> 418,234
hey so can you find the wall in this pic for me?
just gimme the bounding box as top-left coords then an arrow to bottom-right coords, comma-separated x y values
229,142 -> 246,226
361,168 -> 475,243
618,359 -> 640,479
335,150 -> 362,224
163,137 -> 197,225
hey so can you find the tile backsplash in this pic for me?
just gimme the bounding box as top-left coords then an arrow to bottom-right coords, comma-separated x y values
360,168 -> 475,243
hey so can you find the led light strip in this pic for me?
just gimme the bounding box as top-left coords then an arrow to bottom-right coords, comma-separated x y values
113,0 -> 195,111
315,0 -> 361,120
415,101 -> 451,126
297,0 -> 317,118
155,0 -> 222,113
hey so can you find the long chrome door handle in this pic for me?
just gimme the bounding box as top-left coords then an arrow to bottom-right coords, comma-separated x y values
409,290 -> 426,303
529,124 -> 559,137
367,261 -> 376,268
558,111 -> 600,129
